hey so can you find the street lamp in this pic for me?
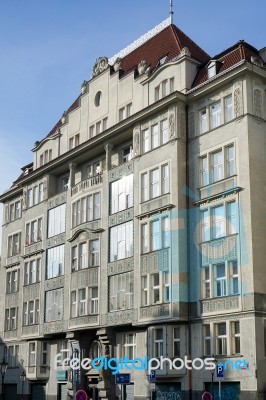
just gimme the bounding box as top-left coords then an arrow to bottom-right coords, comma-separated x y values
0,357 -> 8,400
20,370 -> 26,399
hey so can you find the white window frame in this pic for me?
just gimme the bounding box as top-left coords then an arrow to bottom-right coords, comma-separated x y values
110,175 -> 133,214
141,271 -> 170,306
140,163 -> 170,202
25,217 -> 43,245
46,244 -> 65,279
23,299 -> 39,326
7,232 -> 21,257
109,272 -> 134,312
48,203 -> 66,238
24,258 -> 41,285
141,214 -> 170,254
6,269 -> 19,294
109,221 -> 133,262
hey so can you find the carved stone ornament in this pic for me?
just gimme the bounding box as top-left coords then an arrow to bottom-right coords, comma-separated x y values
254,88 -> 262,118
91,57 -> 109,78
113,57 -> 122,72
169,111 -> 176,139
133,130 -> 140,156
61,111 -> 67,124
180,47 -> 191,57
234,87 -> 242,118
81,80 -> 88,94
138,59 -> 148,75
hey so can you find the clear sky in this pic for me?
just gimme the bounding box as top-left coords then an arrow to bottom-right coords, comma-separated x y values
0,0 -> 265,247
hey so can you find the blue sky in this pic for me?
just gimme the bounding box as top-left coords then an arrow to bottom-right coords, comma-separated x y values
0,0 -> 265,242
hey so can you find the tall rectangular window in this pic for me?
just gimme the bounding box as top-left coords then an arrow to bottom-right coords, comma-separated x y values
200,109 -> 207,134
150,168 -> 160,198
210,101 -> 222,129
201,209 -> 210,242
202,267 -> 210,299
48,204 -> 66,238
29,342 -> 36,367
203,324 -> 211,356
212,205 -> 225,238
230,260 -> 239,294
151,220 -> 160,251
227,202 -> 237,235
109,272 -> 133,311
71,291 -> 77,318
173,327 -> 181,357
143,129 -> 149,153
154,328 -> 164,357
216,323 -> 227,355
225,95 -> 233,122
226,145 -> 235,177
211,150 -> 223,182
141,173 -> 148,202
231,321 -> 240,355
200,156 -> 209,186
7,232 -> 21,257
161,119 -> 168,144
122,333 -> 136,360
46,245 -> 64,279
90,287 -> 99,314
24,258 -> 41,285
161,164 -> 169,194
6,270 -> 19,293
141,163 -> 170,202
45,288 -> 63,322
111,175 -> 133,214
109,221 -> 133,262
151,124 -> 159,149
215,263 -> 226,297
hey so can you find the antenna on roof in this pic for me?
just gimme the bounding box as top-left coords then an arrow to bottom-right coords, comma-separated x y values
169,0 -> 174,24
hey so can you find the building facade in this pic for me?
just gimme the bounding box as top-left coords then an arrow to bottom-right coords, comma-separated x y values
0,17 -> 266,400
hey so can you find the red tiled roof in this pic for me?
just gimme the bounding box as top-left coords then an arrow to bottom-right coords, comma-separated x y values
120,24 -> 209,74
46,96 -> 80,138
192,41 -> 264,88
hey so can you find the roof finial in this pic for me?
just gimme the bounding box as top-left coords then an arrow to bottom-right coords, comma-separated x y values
169,0 -> 174,24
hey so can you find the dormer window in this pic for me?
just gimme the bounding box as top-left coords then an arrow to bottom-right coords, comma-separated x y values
156,55 -> 167,67
207,61 -> 217,78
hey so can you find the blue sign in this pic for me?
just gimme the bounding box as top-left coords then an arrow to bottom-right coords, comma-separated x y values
149,370 -> 156,382
216,364 -> 224,378
115,373 -> 130,385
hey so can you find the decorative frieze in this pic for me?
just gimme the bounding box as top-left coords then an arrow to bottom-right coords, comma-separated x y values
44,276 -> 65,291
201,235 -> 237,265
68,315 -> 99,328
23,283 -> 40,301
140,304 -> 170,319
43,320 -> 67,334
140,194 -> 171,215
107,258 -> 134,276
178,108 -> 185,139
46,234 -> 65,248
47,192 -> 67,209
24,241 -> 43,257
168,108 -> 176,140
233,85 -> 243,118
71,268 -> 98,290
109,161 -> 133,182
133,126 -> 140,157
201,296 -> 240,314
199,177 -> 237,201
102,310 -> 137,325
141,249 -> 169,274
109,208 -> 134,227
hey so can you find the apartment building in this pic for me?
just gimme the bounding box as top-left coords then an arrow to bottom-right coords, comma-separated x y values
0,17 -> 266,400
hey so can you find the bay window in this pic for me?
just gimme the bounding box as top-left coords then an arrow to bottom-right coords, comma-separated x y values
72,192 -> 101,227
109,272 -> 133,311
109,221 -> 133,262
48,204 -> 66,237
110,175 -> 133,214
46,244 -> 64,279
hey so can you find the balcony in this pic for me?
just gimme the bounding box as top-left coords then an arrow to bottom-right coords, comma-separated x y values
71,173 -> 103,196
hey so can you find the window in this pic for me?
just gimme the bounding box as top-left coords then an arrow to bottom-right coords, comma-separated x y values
89,118 -> 108,137
111,175 -> 133,214
141,272 -> 170,306
109,221 -> 133,262
69,134 -> 80,150
9,200 -> 21,222
41,342 -> 48,365
71,286 -> 99,317
201,259 -> 238,299
173,327 -> 181,357
122,146 -> 133,163
45,288 -> 63,322
46,244 -> 64,279
109,272 -> 133,311
71,239 -> 99,271
216,323 -> 227,355
23,299 -> 39,326
225,95 -> 233,123
27,183 -> 44,207
40,149 -> 52,166
5,307 -> 17,331
140,163 -> 170,202
201,201 -> 237,242
86,160 -> 104,177
24,258 -> 41,285
142,119 -> 169,153
7,345 -> 19,367
7,232 -> 21,257
200,109 -> 207,134
6,270 -> 19,293
200,156 -> 209,187
25,218 -> 42,245
154,328 -> 164,357
48,203 -> 66,237
29,342 -> 36,367
96,121 -> 101,134
231,321 -> 240,355
122,333 -> 136,360
72,192 -> 101,227
207,61 -> 217,79
203,324 -> 211,356
119,103 -> 132,121
154,78 -> 174,101
210,101 -> 222,129
226,145 -> 235,177
57,340 -> 69,365
95,91 -> 102,107
141,215 -> 170,254
211,150 -> 223,182
215,263 -> 227,297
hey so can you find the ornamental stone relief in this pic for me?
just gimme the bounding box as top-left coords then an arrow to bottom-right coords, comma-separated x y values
141,248 -> 169,274
69,315 -> 99,328
133,128 -> 140,156
47,192 -> 67,209
234,87 -> 242,117
46,234 -> 65,248
168,110 -> 176,139
71,268 -> 98,290
202,296 -> 239,314
108,161 -> 133,182
91,57 -> 109,78
107,257 -> 134,276
102,309 -> 137,325
109,209 -> 134,227
140,194 -> 171,215
140,303 -> 170,319
254,88 -> 262,118
44,276 -> 65,291
201,235 -> 237,266
43,320 -> 66,334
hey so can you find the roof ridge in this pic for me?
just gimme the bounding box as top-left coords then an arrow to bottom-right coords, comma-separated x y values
172,25 -> 210,60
